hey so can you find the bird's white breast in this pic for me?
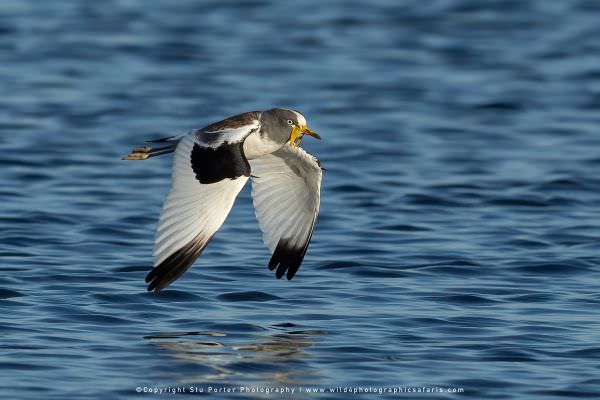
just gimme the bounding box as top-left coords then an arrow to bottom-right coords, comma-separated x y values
243,130 -> 282,160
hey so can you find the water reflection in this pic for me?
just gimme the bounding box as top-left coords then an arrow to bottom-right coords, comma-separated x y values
144,324 -> 325,386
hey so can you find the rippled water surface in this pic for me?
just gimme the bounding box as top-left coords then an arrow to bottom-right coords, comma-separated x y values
3,1 -> 600,399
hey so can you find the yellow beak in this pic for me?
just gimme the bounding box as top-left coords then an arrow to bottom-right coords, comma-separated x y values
289,125 -> 321,147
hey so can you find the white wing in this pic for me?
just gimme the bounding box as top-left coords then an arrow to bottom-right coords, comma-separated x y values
249,144 -> 322,280
146,121 -> 256,291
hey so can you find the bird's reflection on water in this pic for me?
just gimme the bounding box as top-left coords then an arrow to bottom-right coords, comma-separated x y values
143,323 -> 325,386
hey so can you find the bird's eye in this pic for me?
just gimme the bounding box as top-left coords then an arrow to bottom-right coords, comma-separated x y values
287,120 -> 294,125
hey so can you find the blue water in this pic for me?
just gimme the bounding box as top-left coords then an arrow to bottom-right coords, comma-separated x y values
2,0 -> 600,399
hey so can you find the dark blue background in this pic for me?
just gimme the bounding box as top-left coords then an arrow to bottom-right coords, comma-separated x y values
2,1 -> 600,399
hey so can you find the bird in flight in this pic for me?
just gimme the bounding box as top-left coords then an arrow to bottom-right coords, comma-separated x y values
123,108 -> 322,292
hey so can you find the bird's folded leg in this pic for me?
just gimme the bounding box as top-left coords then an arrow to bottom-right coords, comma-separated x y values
122,143 -> 178,160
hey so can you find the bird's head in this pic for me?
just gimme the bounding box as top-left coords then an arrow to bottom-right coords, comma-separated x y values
264,108 -> 321,147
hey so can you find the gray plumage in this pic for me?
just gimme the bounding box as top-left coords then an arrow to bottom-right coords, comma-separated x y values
258,108 -> 306,144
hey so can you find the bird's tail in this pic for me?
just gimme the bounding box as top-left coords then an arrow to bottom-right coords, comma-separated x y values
122,135 -> 183,160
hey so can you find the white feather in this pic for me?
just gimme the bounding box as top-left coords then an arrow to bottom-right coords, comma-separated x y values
249,144 -> 322,254
243,130 -> 282,160
197,120 -> 260,149
152,132 -> 249,267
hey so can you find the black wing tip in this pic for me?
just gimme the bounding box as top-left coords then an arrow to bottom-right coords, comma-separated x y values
145,234 -> 213,292
276,263 -> 288,279
145,265 -> 174,292
268,239 -> 307,281
146,277 -> 161,292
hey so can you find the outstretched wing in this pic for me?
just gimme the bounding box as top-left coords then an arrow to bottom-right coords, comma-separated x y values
249,144 -> 322,280
146,113 -> 260,291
